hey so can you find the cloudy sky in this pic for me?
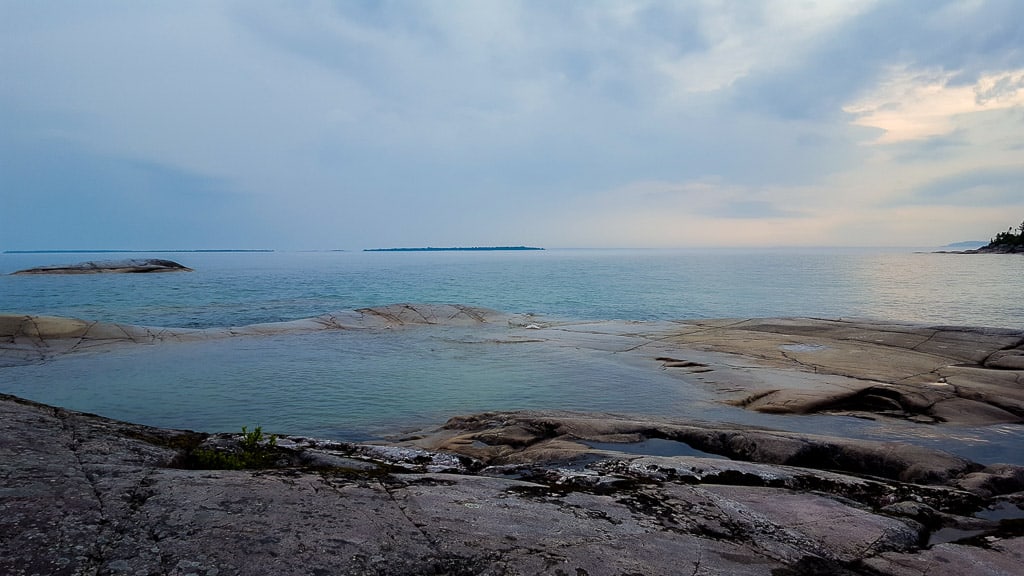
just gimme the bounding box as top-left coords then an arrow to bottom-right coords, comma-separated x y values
3,1 -> 1023,250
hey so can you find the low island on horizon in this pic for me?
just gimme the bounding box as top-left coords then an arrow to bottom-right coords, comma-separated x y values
364,245 -> 544,252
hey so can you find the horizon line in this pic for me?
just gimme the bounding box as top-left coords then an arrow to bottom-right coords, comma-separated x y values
3,242 -> 988,255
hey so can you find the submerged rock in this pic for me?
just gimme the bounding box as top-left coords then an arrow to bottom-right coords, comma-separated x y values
10,258 -> 193,274
2,396 -> 1022,575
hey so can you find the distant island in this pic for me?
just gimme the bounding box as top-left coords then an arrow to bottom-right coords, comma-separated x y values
939,240 -> 987,249
11,258 -> 193,275
364,246 -> 544,252
3,249 -> 273,254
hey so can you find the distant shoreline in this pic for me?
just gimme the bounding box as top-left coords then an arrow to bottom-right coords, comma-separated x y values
364,246 -> 544,252
932,246 -> 1022,255
3,249 -> 275,254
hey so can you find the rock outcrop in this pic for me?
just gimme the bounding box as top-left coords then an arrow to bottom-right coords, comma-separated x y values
10,258 -> 193,274
4,306 -> 1023,572
2,395 -> 1022,576
644,318 -> 1024,426
0,304 -> 512,366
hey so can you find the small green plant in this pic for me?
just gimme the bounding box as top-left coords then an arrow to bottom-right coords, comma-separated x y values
186,425 -> 281,470
240,425 -> 277,451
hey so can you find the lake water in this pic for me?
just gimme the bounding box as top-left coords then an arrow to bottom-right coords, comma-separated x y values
3,248 -> 1023,329
1,249 -> 1022,463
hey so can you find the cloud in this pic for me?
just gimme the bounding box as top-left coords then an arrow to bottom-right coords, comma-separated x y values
844,67 -> 1024,142
1,1 -> 1023,250
900,166 -> 1024,205
657,0 -> 875,95
0,141 -> 265,249
731,0 -> 1024,121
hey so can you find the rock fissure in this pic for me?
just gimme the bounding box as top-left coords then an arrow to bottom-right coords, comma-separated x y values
689,548 -> 703,576
779,350 -> 820,373
980,336 -> 1024,366
621,331 -> 688,352
55,410 -> 115,574
406,304 -> 436,325
453,305 -> 487,323
378,477 -> 446,557
908,330 -> 941,353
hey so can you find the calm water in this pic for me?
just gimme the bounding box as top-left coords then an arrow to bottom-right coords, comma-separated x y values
2,249 -> 1023,328
1,249 -> 1022,462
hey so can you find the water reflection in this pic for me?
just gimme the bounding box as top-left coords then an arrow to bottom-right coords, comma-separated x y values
850,253 -> 1024,327
2,324 -> 1020,465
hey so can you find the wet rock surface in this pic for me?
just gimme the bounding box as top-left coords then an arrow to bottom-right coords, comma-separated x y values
10,258 -> 193,275
642,318 -> 1024,426
2,396 -> 1023,576
0,304 -> 512,366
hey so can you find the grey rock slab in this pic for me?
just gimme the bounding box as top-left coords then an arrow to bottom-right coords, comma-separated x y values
388,473 -> 783,575
700,485 -> 921,562
425,411 -> 980,484
864,537 -> 1024,576
651,318 -> 1024,425
97,470 -> 437,576
10,258 -> 193,274
4,390 -> 1024,574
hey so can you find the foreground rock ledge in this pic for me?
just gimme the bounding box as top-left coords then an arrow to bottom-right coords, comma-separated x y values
2,395 -> 1022,576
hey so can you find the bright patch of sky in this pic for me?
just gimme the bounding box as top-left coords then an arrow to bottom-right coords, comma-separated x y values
2,0 -> 1023,250
845,68 -> 1024,142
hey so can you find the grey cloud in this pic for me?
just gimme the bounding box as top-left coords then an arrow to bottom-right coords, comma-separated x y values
0,141 -> 262,249
2,1 -> 1021,249
702,200 -> 803,220
899,167 -> 1024,206
730,0 -> 1024,121
975,73 -> 1024,105
888,134 -> 970,163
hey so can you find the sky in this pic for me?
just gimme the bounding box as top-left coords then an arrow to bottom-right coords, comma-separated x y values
2,1 -> 1024,250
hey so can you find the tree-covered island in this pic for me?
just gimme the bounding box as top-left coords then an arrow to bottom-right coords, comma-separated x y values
980,220 -> 1024,253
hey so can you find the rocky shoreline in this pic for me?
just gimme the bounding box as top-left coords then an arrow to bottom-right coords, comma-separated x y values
1,395 -> 1022,575
2,306 -> 1024,574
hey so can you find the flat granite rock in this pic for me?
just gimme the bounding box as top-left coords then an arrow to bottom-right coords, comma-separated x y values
0,304 -> 514,366
10,258 -> 193,274
638,317 -> 1024,426
2,395 -> 1023,576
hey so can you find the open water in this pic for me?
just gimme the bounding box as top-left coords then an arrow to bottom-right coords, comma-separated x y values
1,249 -> 1022,462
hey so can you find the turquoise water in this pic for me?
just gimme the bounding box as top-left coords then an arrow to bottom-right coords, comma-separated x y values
3,249 -> 1023,328
2,249 -> 1023,463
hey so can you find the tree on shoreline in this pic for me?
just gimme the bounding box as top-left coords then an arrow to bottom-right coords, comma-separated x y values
986,220 -> 1024,249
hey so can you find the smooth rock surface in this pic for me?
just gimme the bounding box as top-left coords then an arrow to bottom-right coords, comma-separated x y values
2,395 -> 1023,576
10,258 -> 193,274
639,318 -> 1024,426
0,304 -> 514,365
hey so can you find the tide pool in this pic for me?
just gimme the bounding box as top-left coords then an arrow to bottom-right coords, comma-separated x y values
2,248 -> 1022,464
